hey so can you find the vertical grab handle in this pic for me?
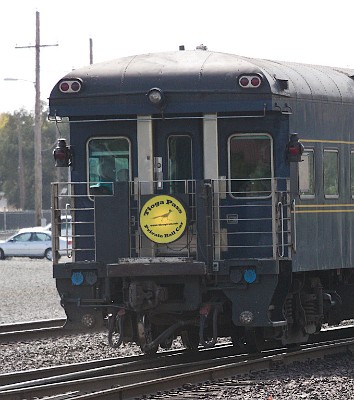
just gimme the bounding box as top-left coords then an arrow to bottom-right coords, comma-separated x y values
277,201 -> 285,257
292,198 -> 297,253
65,203 -> 72,258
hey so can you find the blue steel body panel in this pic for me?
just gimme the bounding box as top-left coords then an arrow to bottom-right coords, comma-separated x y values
49,51 -> 354,117
49,50 -> 354,273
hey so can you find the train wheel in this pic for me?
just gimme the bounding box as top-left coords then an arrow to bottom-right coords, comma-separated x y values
231,333 -> 246,349
160,336 -> 173,350
138,314 -> 158,355
108,313 -> 123,348
244,328 -> 265,353
232,328 -> 265,352
231,326 -> 245,349
181,329 -> 200,350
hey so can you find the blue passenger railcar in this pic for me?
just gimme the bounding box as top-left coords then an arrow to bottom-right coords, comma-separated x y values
49,49 -> 354,352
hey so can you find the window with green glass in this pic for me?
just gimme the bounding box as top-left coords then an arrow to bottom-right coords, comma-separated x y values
168,135 -> 192,193
87,137 -> 130,194
299,149 -> 315,197
229,134 -> 272,197
323,149 -> 339,197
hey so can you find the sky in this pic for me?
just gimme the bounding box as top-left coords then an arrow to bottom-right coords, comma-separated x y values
0,0 -> 353,114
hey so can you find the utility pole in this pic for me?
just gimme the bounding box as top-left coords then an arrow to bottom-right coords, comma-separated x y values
16,11 -> 58,226
18,122 -> 25,210
89,38 -> 93,65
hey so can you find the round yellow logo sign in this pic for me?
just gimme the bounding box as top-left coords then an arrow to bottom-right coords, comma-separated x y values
140,195 -> 187,244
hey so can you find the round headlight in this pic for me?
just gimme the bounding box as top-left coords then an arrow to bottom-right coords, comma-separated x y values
147,88 -> 165,106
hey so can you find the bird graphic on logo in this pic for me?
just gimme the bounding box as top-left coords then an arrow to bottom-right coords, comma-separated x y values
152,209 -> 173,221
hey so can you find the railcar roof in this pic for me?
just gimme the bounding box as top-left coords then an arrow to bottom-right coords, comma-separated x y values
49,50 -> 354,116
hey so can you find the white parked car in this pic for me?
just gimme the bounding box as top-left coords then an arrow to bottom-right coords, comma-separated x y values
0,227 -> 69,261
44,215 -> 72,238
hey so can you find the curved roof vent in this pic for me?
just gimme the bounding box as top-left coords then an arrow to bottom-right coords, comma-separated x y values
196,44 -> 208,50
274,74 -> 289,91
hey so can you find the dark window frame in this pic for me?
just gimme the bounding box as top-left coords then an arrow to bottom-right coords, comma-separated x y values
227,133 -> 273,199
299,148 -> 315,199
86,136 -> 131,197
167,134 -> 193,194
323,148 -> 339,199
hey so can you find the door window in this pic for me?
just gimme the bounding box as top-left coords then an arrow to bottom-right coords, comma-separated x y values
167,135 -> 192,193
228,134 -> 272,197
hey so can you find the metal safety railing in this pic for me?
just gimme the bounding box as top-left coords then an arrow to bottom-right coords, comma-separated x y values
51,182 -> 95,263
211,177 -> 292,260
51,178 -> 292,264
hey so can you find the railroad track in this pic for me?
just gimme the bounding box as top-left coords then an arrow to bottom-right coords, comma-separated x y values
1,325 -> 353,400
0,318 -> 67,342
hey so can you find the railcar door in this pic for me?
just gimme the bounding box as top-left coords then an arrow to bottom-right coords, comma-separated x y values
217,118 -> 278,261
136,116 -> 204,257
153,118 -> 203,191
227,133 -> 274,258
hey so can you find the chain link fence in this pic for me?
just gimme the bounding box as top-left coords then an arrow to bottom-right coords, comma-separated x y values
0,210 -> 51,239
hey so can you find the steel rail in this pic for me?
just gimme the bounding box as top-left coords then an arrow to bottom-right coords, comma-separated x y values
0,318 -> 66,333
0,318 -> 67,342
75,338 -> 354,400
1,336 -> 353,400
0,342 -> 238,387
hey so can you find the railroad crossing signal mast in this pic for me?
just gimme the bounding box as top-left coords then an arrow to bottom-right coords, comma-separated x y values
16,11 -> 58,226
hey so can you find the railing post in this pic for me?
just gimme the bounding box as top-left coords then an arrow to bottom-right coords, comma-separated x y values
51,183 -> 60,263
196,180 -> 213,267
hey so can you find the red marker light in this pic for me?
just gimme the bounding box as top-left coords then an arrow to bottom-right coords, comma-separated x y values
289,146 -> 299,155
286,133 -> 304,162
59,79 -> 82,93
239,77 -> 249,87
239,75 -> 262,88
71,81 -> 81,92
59,82 -> 70,92
54,148 -> 66,160
251,77 -> 261,87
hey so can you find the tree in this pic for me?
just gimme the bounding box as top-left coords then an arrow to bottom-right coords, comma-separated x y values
0,107 -> 69,210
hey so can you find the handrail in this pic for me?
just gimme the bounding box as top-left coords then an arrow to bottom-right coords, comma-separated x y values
51,178 -> 292,264
277,201 -> 285,257
292,198 -> 297,253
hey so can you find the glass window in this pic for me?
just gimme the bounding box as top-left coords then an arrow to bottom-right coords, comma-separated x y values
229,134 -> 272,197
88,137 -> 130,195
168,135 -> 192,193
299,149 -> 315,197
351,151 -> 354,197
13,233 -> 31,242
323,149 -> 339,198
34,233 -> 51,242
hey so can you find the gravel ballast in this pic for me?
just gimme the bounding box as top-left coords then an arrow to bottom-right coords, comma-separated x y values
0,257 -> 353,399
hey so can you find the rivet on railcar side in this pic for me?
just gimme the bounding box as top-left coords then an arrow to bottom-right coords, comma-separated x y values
49,49 -> 354,353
